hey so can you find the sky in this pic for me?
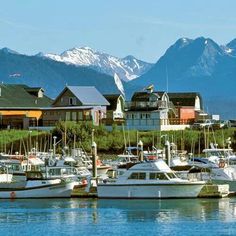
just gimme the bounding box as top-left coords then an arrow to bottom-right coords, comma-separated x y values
1,0 -> 236,62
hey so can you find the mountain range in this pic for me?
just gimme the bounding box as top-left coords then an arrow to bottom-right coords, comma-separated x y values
42,47 -> 153,82
129,37 -> 236,118
0,37 -> 236,119
0,48 -> 125,98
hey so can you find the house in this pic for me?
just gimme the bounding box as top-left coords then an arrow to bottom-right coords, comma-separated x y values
125,86 -> 177,130
41,86 -> 110,126
167,92 -> 203,124
0,84 -> 52,129
103,94 -> 125,126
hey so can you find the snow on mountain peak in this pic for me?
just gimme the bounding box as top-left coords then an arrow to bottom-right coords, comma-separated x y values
43,47 -> 153,81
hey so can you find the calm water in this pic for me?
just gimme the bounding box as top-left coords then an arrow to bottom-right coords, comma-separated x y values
1,197 -> 236,236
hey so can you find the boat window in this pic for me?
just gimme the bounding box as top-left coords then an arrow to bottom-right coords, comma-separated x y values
166,173 -> 177,179
48,168 -> 61,176
128,172 -> 146,180
149,173 -> 168,180
229,160 -> 236,165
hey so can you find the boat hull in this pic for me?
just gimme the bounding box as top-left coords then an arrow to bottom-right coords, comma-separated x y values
97,183 -> 205,199
0,180 -> 78,199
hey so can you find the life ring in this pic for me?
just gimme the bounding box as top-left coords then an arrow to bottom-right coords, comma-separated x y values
219,161 -> 225,168
10,191 -> 16,199
147,155 -> 157,161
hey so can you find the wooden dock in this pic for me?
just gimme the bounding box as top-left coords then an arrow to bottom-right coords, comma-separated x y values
71,183 -> 230,198
71,185 -> 98,198
198,184 -> 229,198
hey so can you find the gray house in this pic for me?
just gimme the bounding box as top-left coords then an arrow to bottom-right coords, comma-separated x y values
125,86 -> 176,130
42,86 -> 109,126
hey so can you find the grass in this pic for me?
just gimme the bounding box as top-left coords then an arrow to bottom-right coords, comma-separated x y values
0,121 -> 235,155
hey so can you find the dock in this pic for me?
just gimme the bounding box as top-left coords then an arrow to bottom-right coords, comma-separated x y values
71,183 -> 230,198
198,184 -> 229,198
71,185 -> 98,198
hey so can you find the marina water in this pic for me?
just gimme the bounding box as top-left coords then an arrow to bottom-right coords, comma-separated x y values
1,198 -> 236,235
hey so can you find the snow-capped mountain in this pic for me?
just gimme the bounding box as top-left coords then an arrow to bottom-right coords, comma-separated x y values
0,48 -> 123,98
42,47 -> 153,82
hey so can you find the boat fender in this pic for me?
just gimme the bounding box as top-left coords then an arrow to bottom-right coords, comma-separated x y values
82,179 -> 87,185
96,159 -> 101,166
219,161 -> 225,168
10,191 -> 16,199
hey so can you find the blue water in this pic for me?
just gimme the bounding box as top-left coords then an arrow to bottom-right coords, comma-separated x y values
1,198 -> 236,236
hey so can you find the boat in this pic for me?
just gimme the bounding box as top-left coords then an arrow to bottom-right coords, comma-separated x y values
0,160 -> 79,199
188,156 -> 236,191
71,148 -> 110,176
0,178 -> 78,199
97,159 -> 205,199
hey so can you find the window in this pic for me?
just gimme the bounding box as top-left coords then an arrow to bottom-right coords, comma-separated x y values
167,173 -> 177,179
149,173 -> 168,180
141,113 -> 146,119
69,97 -> 76,105
72,112 -> 77,121
84,111 -> 91,120
78,111 -> 83,120
66,112 -> 71,121
128,172 -> 146,180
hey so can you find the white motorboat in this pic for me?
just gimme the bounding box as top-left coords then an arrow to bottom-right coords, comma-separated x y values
0,160 -> 79,198
188,156 -> 236,191
97,159 -> 205,199
0,178 -> 78,199
202,146 -> 236,166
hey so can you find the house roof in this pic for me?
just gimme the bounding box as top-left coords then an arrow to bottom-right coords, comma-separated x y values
0,84 -> 53,108
41,106 -> 93,110
66,86 -> 110,106
103,94 -> 124,110
167,92 -> 202,107
25,87 -> 44,93
131,91 -> 160,102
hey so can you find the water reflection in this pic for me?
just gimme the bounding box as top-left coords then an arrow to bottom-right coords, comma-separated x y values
1,198 -> 236,235
97,198 -> 236,222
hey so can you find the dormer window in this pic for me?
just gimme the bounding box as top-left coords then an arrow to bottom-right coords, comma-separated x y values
69,97 -> 76,106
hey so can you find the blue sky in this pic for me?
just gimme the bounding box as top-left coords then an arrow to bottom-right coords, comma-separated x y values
1,0 -> 236,62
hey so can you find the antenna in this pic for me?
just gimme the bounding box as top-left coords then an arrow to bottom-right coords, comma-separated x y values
166,64 -> 169,93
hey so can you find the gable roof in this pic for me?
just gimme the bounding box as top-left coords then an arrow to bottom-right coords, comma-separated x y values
103,94 -> 124,110
66,86 -> 109,106
0,84 -> 52,108
168,92 -> 202,107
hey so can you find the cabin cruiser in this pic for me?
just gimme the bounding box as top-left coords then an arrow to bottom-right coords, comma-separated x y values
202,146 -> 236,166
0,160 -> 78,199
97,159 -> 205,199
0,159 -> 79,198
170,154 -> 236,192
